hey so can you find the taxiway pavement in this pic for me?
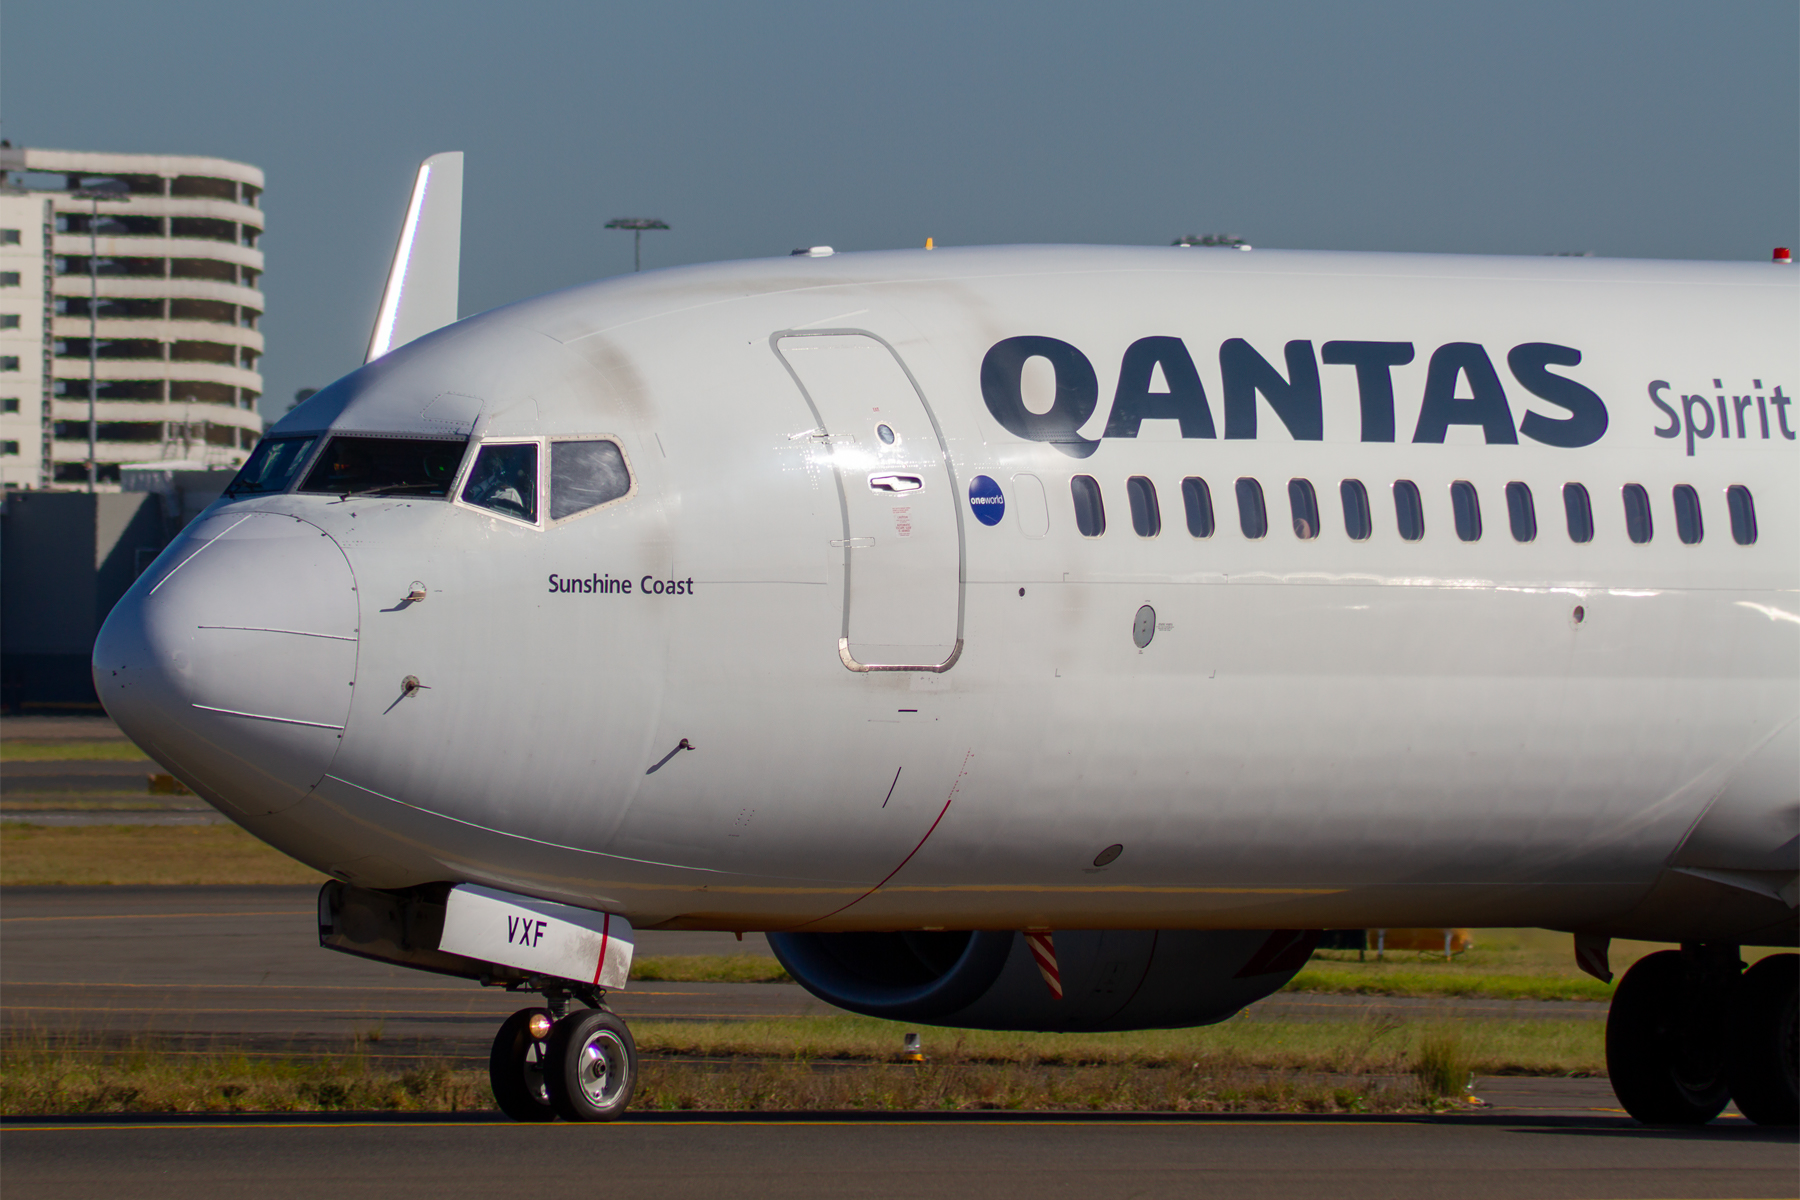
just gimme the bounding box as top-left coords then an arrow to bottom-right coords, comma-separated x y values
4,1110 -> 1795,1200
2,886 -> 1610,1052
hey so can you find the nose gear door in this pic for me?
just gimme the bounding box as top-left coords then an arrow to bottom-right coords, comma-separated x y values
774,330 -> 964,671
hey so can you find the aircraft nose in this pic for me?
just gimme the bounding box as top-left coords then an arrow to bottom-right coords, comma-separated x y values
94,511 -> 360,816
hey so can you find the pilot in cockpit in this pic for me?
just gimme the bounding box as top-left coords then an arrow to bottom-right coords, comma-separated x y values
461,442 -> 538,523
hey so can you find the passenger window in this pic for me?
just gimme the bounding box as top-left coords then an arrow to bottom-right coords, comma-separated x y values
1071,475 -> 1106,537
461,442 -> 539,523
1181,477 -> 1214,538
1126,476 -> 1161,537
1340,479 -> 1371,541
1673,484 -> 1703,545
1288,478 -> 1319,539
550,439 -> 631,521
1727,485 -> 1757,545
1451,481 -> 1482,542
1505,482 -> 1536,543
1563,483 -> 1594,543
1393,480 -> 1425,541
1235,477 -> 1267,539
1622,483 -> 1653,544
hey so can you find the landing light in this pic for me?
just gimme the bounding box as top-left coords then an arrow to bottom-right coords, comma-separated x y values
528,1012 -> 554,1040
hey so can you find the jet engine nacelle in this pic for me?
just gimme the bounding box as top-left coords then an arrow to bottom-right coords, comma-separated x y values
767,928 -> 1321,1032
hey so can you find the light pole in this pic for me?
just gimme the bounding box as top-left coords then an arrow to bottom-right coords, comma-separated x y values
604,218 -> 669,272
73,177 -> 130,492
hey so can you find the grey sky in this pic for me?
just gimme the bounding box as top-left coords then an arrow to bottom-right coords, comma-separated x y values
4,0 -> 1795,418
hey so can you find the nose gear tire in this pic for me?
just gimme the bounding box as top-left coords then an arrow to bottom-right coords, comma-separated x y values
544,1008 -> 637,1122
489,1007 -> 558,1122
1605,950 -> 1731,1125
1725,954 -> 1799,1127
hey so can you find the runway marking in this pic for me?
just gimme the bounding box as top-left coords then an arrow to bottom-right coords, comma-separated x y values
1,983 -> 1600,1018
0,911 -> 312,924
1,995 -> 725,1017
4,1005 -> 531,1017
2,1009 -> 851,1025
2,982 -> 714,996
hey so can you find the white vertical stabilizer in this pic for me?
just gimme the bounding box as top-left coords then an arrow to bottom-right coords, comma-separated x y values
365,151 -> 463,362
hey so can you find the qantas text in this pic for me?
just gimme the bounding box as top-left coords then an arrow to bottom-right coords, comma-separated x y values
980,336 -> 1607,456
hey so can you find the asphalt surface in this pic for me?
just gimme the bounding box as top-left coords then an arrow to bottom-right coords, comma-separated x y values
2,713 -> 217,820
4,1111 -> 1795,1200
1,886 -> 825,1052
4,718 -> 1794,1196
2,886 -> 1612,1052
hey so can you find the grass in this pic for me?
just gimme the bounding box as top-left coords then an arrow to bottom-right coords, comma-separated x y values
0,1038 -> 487,1115
632,931 -> 1738,997
632,955 -> 792,983
1289,931 -> 1786,1001
628,1013 -> 1605,1079
4,1021 -> 1553,1115
629,1061 -> 1423,1115
1289,965 -> 1610,1001
0,797 -> 210,812
0,823 -> 325,886
1412,1028 -> 1472,1098
0,826 -> 1765,1007
0,741 -> 150,762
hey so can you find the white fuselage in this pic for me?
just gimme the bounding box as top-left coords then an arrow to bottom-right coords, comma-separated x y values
95,246 -> 1799,943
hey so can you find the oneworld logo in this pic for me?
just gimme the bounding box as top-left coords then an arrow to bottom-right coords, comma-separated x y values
979,336 -> 1609,458
968,474 -> 1005,526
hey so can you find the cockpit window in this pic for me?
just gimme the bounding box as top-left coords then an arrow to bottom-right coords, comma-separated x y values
461,441 -> 539,523
298,436 -> 467,497
550,439 -> 632,522
226,436 -> 316,496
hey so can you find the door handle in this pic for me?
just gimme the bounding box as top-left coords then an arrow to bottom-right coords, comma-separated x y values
868,474 -> 923,493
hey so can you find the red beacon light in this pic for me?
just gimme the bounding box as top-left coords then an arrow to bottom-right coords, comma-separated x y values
1776,248 -> 1793,264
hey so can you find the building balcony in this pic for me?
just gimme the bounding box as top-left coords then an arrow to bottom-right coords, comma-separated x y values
54,196 -> 264,231
53,277 -> 263,309
50,318 -> 264,352
52,399 -> 262,428
53,236 -> 264,271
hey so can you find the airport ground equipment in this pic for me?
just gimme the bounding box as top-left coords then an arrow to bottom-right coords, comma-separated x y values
97,153 -> 1797,1123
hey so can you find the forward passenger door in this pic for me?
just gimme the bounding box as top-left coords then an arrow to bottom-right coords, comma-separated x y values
774,331 -> 964,671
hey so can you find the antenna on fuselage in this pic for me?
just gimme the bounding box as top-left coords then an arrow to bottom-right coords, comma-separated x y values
365,151 -> 464,362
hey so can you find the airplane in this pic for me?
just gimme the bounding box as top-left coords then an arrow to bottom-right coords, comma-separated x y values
93,152 -> 1797,1125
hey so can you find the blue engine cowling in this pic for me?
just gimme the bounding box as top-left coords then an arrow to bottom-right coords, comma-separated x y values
766,929 -> 1320,1032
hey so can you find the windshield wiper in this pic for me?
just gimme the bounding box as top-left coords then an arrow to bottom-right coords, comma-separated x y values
332,482 -> 445,501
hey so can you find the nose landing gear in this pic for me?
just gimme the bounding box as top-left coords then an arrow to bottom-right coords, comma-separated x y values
489,986 -> 638,1122
489,1007 -> 557,1122
1606,947 -> 1798,1126
544,1008 -> 637,1121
